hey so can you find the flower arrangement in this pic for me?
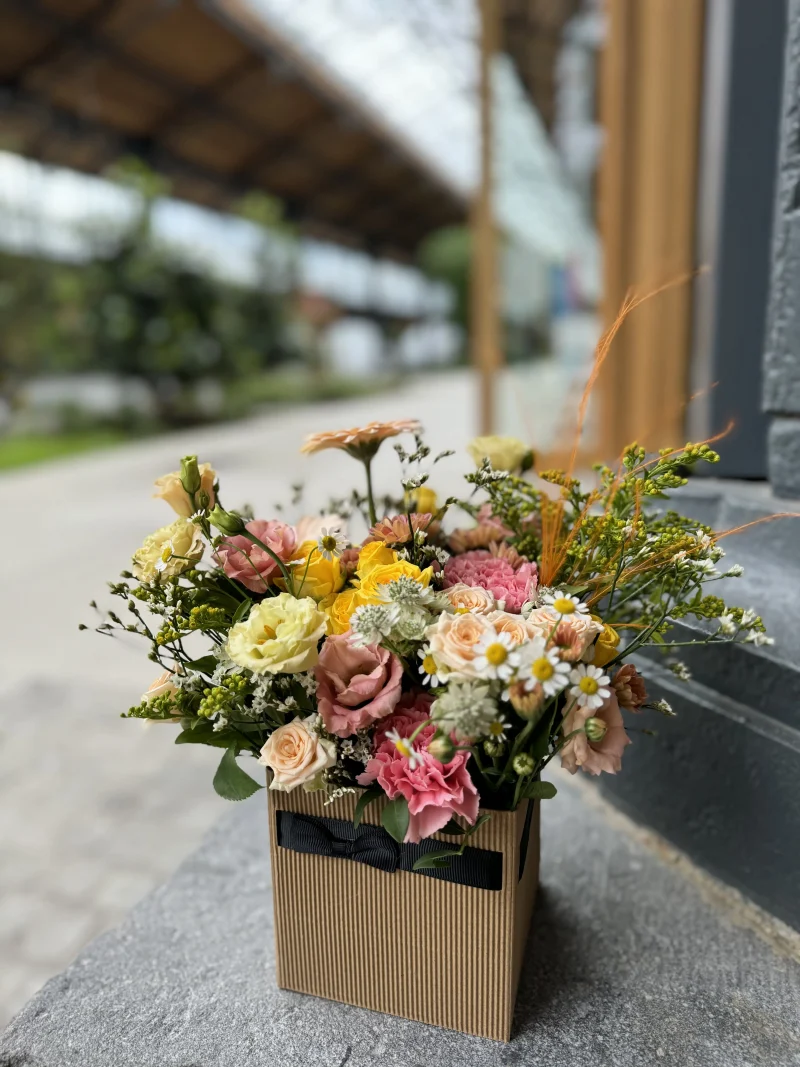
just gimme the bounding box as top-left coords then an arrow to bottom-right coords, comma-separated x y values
89,418 -> 769,855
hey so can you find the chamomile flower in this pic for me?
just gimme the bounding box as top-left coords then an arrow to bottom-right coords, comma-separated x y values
487,716 -> 509,739
517,637 -> 570,696
316,526 -> 347,561
418,644 -> 445,686
385,728 -> 423,769
471,629 -> 520,681
541,590 -> 589,617
568,663 -> 611,710
154,540 -> 175,573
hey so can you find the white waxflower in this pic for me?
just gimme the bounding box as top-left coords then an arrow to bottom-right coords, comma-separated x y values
541,590 -> 589,617
349,603 -> 401,647
517,637 -> 571,696
431,681 -> 498,741
741,609 -> 758,627
316,526 -> 347,561
718,614 -> 736,636
723,564 -> 744,578
471,629 -> 520,681
568,664 -> 611,710
669,661 -> 692,682
744,631 -> 774,647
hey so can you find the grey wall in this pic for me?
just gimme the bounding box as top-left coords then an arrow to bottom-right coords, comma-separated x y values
765,0 -> 800,496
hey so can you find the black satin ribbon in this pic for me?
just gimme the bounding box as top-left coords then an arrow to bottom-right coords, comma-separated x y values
276,811 -> 504,891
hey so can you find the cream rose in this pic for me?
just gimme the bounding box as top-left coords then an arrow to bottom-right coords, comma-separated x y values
132,518 -> 204,582
526,607 -> 602,661
467,435 -> 531,472
226,593 -> 327,674
487,609 -> 538,645
425,611 -> 494,679
259,714 -> 337,792
153,463 -> 216,517
443,583 -> 497,616
142,670 -> 179,702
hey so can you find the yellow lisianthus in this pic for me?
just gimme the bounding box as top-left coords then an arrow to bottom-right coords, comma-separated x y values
405,485 -> 438,514
591,617 -> 621,667
467,435 -> 532,473
322,587 -> 365,635
279,540 -> 344,601
356,541 -> 397,575
153,462 -> 216,517
226,593 -> 327,674
132,517 -> 204,582
357,559 -> 433,602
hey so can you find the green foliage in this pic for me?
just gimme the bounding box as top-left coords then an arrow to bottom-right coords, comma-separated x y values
381,796 -> 410,844
212,745 -> 264,801
353,786 -> 383,828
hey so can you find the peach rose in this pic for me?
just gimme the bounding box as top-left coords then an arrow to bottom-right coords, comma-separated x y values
526,608 -> 602,661
425,611 -> 494,679
443,583 -> 497,616
153,464 -> 216,518
486,610 -> 538,646
142,670 -> 179,702
560,693 -> 631,776
258,715 -> 336,792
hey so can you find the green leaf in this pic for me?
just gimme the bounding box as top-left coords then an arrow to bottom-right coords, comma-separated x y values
381,796 -> 410,844
212,745 -> 264,801
175,726 -> 238,749
232,598 -> 252,624
522,780 -> 557,801
412,850 -> 460,871
438,818 -> 466,836
465,812 -> 492,837
353,786 -> 383,829
185,655 -> 218,675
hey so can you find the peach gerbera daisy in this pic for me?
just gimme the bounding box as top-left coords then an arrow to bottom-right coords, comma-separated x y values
301,419 -> 421,457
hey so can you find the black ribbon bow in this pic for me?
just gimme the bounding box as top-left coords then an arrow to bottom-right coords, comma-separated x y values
276,811 -> 507,891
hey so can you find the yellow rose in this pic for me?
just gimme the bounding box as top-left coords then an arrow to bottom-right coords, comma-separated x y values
226,593 -> 327,674
279,540 -> 344,601
591,619 -> 621,667
153,463 -> 216,517
467,435 -> 532,473
357,560 -> 433,602
132,518 -> 204,582
323,587 -> 365,635
405,486 -> 438,514
258,715 -> 337,792
357,541 -> 397,575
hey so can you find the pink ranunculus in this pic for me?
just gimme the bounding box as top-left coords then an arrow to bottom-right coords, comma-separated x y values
357,693 -> 480,842
560,692 -> 631,776
215,519 -> 297,593
315,634 -> 403,737
444,550 -> 537,614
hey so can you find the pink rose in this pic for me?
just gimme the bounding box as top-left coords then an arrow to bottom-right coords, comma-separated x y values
560,693 -> 631,776
315,634 -> 403,737
357,694 -> 480,842
444,550 -> 537,613
215,520 -> 296,593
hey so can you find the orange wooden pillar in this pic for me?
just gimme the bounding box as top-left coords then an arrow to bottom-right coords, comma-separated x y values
598,0 -> 706,459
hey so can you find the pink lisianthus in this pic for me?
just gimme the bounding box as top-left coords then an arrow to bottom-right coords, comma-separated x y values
357,693 -> 479,842
314,634 -> 403,737
444,550 -> 537,614
560,693 -> 631,776
215,519 -> 296,592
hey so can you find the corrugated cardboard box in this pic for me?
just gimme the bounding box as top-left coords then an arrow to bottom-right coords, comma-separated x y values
268,789 -> 540,1040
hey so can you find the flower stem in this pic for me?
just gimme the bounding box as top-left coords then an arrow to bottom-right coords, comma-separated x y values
241,531 -> 294,592
363,457 -> 378,527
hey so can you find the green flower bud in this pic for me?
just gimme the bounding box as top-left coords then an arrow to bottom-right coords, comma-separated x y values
520,449 -> 535,473
208,504 -> 245,536
427,732 -> 455,764
180,454 -> 201,496
584,717 -> 607,742
196,489 -> 210,511
483,738 -> 505,758
512,753 -> 536,776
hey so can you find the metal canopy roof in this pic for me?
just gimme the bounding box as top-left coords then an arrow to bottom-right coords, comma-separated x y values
0,0 -> 468,260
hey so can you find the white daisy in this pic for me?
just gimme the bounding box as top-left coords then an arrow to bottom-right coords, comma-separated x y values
417,644 -> 445,686
154,540 -> 175,573
541,590 -> 589,617
385,728 -> 423,769
568,663 -> 611,710
471,629 -> 520,681
486,716 -> 509,739
517,637 -> 570,696
316,526 -> 347,561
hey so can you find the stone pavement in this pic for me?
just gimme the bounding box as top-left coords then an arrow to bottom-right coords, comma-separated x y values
3,775 -> 799,1067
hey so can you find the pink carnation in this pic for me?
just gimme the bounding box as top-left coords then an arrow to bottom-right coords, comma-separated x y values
215,519 -> 296,593
314,634 -> 403,737
444,550 -> 537,614
357,693 -> 479,842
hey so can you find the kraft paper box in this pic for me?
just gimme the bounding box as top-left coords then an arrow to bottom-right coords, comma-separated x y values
268,788 -> 540,1041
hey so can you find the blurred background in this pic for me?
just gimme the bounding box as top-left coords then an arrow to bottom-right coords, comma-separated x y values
0,0 -> 789,1027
